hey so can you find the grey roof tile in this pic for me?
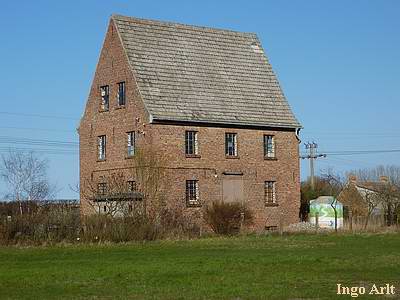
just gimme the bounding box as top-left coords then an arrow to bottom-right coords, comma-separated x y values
112,15 -> 301,129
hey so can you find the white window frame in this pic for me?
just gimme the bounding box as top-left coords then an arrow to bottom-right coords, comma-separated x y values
98,182 -> 107,195
186,180 -> 199,206
185,131 -> 198,155
100,85 -> 109,111
127,180 -> 136,192
265,181 -> 276,204
264,135 -> 275,158
117,82 -> 126,106
225,133 -> 237,156
127,131 -> 135,157
98,135 -> 106,160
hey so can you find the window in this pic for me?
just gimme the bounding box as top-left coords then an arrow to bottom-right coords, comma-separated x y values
100,85 -> 109,111
117,82 -> 126,106
265,181 -> 276,205
127,131 -> 135,157
98,182 -> 107,195
186,180 -> 199,206
185,131 -> 198,155
98,135 -> 106,160
225,133 -> 237,156
264,135 -> 275,158
127,180 -> 136,192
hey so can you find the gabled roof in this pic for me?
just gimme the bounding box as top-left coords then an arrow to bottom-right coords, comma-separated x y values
355,182 -> 385,193
112,15 -> 301,129
354,181 -> 399,194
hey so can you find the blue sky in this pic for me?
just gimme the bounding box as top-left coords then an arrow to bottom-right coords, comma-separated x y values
0,0 -> 399,199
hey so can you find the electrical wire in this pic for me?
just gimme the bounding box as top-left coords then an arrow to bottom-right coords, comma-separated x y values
0,126 -> 75,133
0,136 -> 78,148
0,111 -> 78,120
0,147 -> 77,156
300,149 -> 400,156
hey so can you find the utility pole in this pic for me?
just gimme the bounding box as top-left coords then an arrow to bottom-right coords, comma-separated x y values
300,142 -> 326,190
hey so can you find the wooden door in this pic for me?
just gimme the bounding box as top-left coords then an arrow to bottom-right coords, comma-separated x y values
222,176 -> 244,203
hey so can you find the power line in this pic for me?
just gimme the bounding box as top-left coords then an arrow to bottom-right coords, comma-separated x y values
300,149 -> 400,156
0,136 -> 78,148
322,156 -> 371,168
302,136 -> 400,141
0,147 -> 77,156
303,130 -> 400,136
0,111 -> 79,121
325,149 -> 400,156
0,126 -> 76,133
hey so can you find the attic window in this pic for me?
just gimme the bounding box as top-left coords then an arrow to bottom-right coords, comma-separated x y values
100,85 -> 109,111
117,82 -> 126,106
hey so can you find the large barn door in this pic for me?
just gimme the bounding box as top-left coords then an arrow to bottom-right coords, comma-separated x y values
222,176 -> 244,203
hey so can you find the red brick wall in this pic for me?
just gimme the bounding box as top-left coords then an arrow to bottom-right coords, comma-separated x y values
79,20 -> 149,215
148,124 -> 300,230
79,19 -> 301,231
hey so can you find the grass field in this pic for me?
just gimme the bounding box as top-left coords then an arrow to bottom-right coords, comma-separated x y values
0,233 -> 399,299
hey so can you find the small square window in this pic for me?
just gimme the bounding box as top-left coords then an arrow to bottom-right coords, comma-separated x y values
127,131 -> 135,157
264,135 -> 275,158
225,133 -> 237,156
265,181 -> 276,205
98,182 -> 107,195
100,85 -> 109,111
127,180 -> 136,192
117,82 -> 126,106
185,131 -> 198,155
98,135 -> 106,160
186,180 -> 199,206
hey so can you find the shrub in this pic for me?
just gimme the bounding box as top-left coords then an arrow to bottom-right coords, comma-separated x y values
80,206 -> 201,243
0,200 -> 80,245
204,201 -> 254,235
0,201 -> 201,245
156,206 -> 201,239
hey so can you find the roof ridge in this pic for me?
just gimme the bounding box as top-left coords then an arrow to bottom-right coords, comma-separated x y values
111,14 -> 257,37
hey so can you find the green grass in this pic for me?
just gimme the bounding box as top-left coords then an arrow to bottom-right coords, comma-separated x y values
0,233 -> 399,299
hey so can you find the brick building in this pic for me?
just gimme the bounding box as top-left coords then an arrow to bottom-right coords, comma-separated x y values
79,15 -> 302,230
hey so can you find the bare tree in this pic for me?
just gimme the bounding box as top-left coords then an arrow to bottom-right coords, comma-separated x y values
375,166 -> 400,225
81,172 -> 143,218
350,165 -> 400,184
376,181 -> 399,226
131,146 -> 166,221
348,165 -> 400,226
0,151 -> 57,206
80,146 -> 166,219
358,187 -> 380,229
